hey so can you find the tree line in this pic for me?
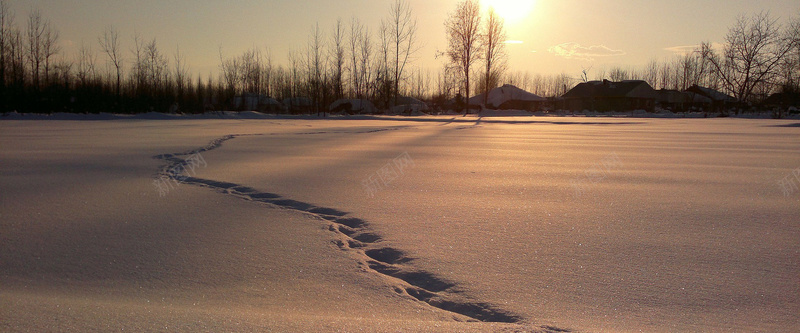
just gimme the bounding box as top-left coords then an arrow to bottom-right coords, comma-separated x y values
0,0 -> 797,114
0,0 -> 426,114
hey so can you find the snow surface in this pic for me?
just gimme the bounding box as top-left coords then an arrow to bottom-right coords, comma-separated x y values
1,116 -> 799,332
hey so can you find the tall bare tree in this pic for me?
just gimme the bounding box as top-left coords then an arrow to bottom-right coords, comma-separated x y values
41,16 -> 59,87
174,45 -> 188,102
262,48 -> 273,97
25,9 -> 60,90
0,0 -> 11,89
387,0 -> 418,106
7,21 -> 22,89
218,48 -> 239,102
702,12 -> 800,102
99,26 -> 122,97
307,23 -> 325,115
358,24 -> 373,100
377,20 -> 392,107
143,38 -> 168,94
348,17 -> 363,99
330,18 -> 345,100
445,0 -> 482,115
781,13 -> 800,91
26,9 -> 44,89
481,7 -> 506,107
76,41 -> 97,87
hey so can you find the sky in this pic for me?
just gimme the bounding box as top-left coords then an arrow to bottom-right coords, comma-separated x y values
10,0 -> 800,81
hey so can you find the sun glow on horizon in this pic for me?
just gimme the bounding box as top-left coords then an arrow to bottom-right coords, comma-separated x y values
483,0 -> 536,24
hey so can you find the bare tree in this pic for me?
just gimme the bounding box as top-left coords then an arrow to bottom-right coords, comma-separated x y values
76,41 -> 97,87
143,38 -> 168,94
307,23 -> 325,115
780,14 -> 800,91
445,0 -> 482,115
287,48 -> 302,100
26,9 -> 44,89
435,65 -> 458,100
41,17 -> 59,87
8,22 -> 23,88
262,48 -> 273,97
702,12 -> 800,102
658,60 -> 672,90
358,25 -> 373,100
387,0 -> 418,105
240,48 -> 261,94
553,73 -> 573,97
130,33 -> 146,93
377,20 -> 392,108
347,17 -> 362,98
0,0 -> 11,89
52,57 -> 71,88
330,18 -> 345,100
219,47 -> 239,101
347,17 -> 372,99
608,66 -> 630,82
481,7 -> 507,107
98,26 -> 122,97
24,9 -> 60,90
174,45 -> 188,103
642,59 -> 659,88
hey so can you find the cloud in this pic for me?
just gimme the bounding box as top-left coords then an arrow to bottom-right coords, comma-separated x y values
547,42 -> 625,60
664,45 -> 698,55
664,42 -> 725,55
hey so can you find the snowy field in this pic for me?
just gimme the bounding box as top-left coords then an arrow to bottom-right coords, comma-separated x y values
1,115 -> 799,332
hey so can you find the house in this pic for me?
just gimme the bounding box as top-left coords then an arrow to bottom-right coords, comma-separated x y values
468,84 -> 545,111
762,91 -> 800,117
282,97 -> 313,114
329,99 -> 378,114
233,93 -> 283,112
763,91 -> 800,109
655,89 -> 714,111
561,80 -> 657,112
655,89 -> 691,111
391,96 -> 429,115
684,85 -> 737,112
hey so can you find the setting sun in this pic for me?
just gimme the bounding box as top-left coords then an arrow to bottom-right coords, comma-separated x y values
483,0 -> 536,24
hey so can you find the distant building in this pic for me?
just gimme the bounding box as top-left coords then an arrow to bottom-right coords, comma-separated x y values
684,85 -> 737,112
329,99 -> 378,114
762,91 -> 800,117
282,97 -> 313,114
655,89 -> 692,111
233,93 -> 283,112
468,84 -> 545,111
391,96 -> 429,115
561,80 -> 657,112
763,91 -> 800,109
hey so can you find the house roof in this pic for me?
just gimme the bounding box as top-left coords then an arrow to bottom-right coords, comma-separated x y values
685,85 -> 736,102
563,80 -> 656,99
469,84 -> 544,107
396,96 -> 428,106
656,89 -> 708,104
